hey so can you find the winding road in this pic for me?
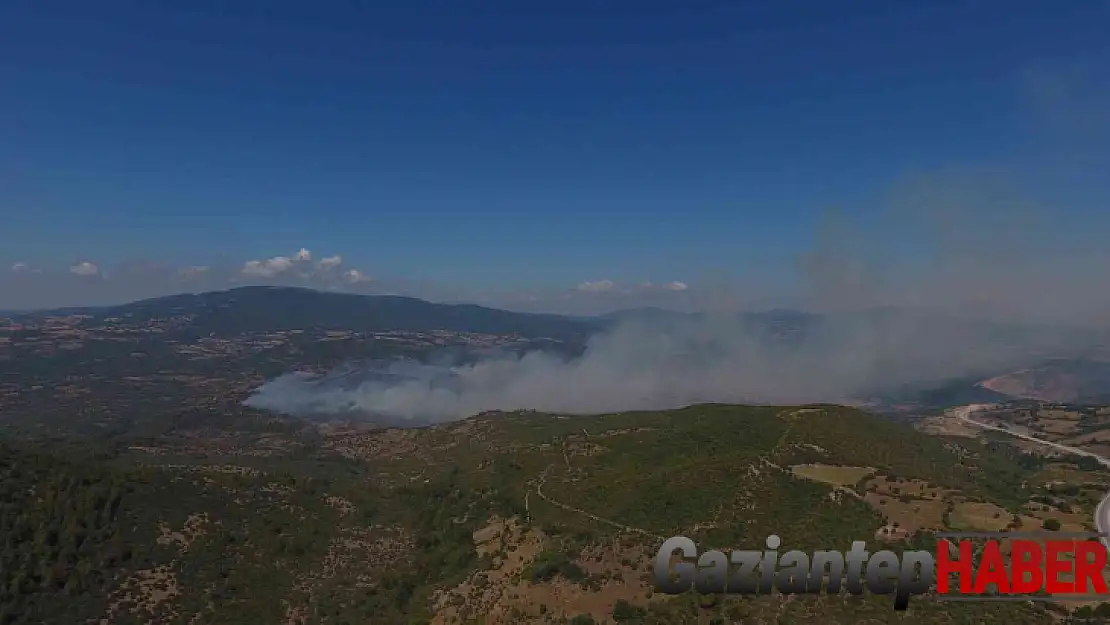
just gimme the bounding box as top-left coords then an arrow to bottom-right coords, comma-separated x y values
951,404 -> 1110,551
531,464 -> 661,538
526,405 -> 1110,552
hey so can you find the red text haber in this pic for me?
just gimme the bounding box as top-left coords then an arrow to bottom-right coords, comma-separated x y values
937,539 -> 1109,595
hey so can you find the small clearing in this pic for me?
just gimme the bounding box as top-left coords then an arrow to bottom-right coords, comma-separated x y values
863,492 -> 947,534
865,476 -> 949,501
915,415 -> 981,438
1037,418 -> 1080,436
789,464 -> 875,488
1021,502 -> 1092,533
949,501 -> 1012,531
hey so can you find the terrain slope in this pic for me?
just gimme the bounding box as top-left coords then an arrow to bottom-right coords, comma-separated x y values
3,403 -> 1092,624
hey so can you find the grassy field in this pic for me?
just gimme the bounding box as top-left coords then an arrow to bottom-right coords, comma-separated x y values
790,463 -> 876,487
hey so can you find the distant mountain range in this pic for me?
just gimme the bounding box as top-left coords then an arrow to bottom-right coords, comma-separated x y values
8,286 -> 1110,413
10,286 -> 1110,388
9,286 -> 1107,350
9,286 -> 602,340
8,287 -> 830,342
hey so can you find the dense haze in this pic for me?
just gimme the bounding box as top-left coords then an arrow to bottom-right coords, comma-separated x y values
243,168 -> 1110,424
243,59 -> 1110,423
243,310 -> 1101,424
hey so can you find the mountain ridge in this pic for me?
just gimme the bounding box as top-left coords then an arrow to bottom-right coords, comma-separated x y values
9,286 -> 603,340
10,285 -> 1107,335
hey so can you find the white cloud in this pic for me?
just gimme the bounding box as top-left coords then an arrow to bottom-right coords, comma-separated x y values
69,261 -> 99,276
573,279 -> 688,294
318,255 -> 342,269
241,248 -> 350,279
241,248 -> 368,284
241,256 -> 295,278
343,268 -> 368,283
576,279 -> 615,292
1,248 -> 696,316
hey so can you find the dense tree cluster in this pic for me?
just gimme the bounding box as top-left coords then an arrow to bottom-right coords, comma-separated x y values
0,443 -> 138,624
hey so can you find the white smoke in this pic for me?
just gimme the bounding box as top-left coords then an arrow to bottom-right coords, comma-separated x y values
244,58 -> 1110,425
243,306 -> 1105,424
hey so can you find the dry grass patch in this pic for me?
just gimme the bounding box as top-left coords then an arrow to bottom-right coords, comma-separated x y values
874,524 -> 911,541
1041,409 -> 1083,420
949,502 -> 1012,531
566,441 -> 609,459
101,565 -> 180,624
324,428 -> 440,462
433,517 -> 657,625
431,516 -> 548,625
156,513 -> 212,552
1021,502 -> 1092,533
1062,431 -> 1110,446
323,494 -> 355,515
1012,514 -> 1045,532
586,427 -> 657,439
916,415 -> 983,438
507,543 -> 655,624
777,408 -> 826,421
1009,438 -> 1068,457
1035,462 -> 1101,485
790,464 -> 875,488
1080,443 -> 1110,458
1037,419 -> 1081,436
863,492 -> 947,533
865,476 -> 948,500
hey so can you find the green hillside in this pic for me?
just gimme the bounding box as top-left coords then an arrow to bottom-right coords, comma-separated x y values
1,403 -> 1080,623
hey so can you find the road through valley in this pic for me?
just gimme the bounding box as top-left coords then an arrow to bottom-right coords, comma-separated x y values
951,404 -> 1110,552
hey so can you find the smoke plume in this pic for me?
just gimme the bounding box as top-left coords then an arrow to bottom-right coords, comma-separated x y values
246,62 -> 1110,424
245,173 -> 1110,424
243,304 -> 1107,424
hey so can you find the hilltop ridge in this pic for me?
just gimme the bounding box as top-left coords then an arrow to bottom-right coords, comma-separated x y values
8,286 -> 602,340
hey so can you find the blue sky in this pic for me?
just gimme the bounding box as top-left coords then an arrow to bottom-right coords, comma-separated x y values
1,0 -> 1108,313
